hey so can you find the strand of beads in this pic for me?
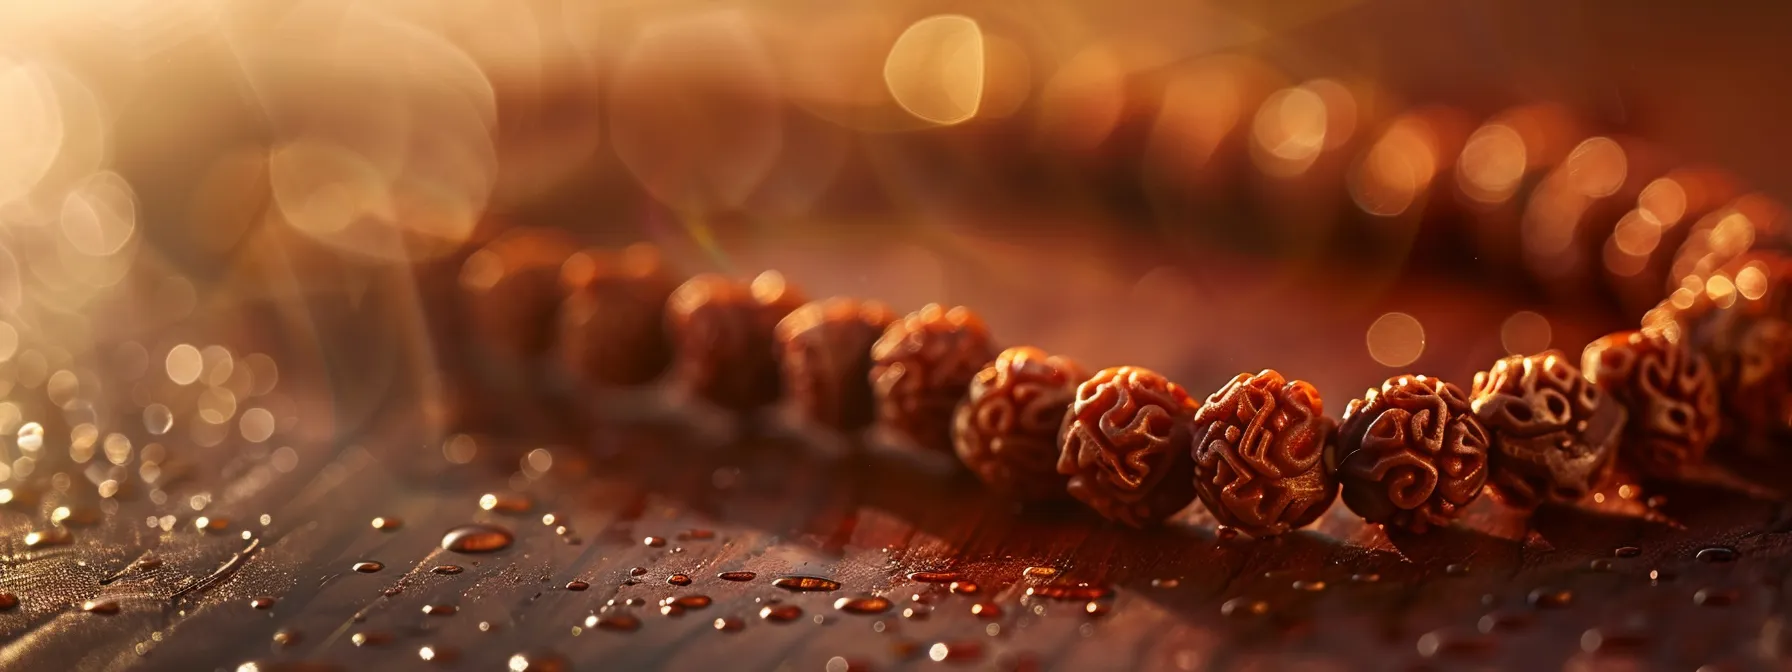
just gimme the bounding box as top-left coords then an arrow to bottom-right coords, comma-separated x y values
458,234 -> 1782,539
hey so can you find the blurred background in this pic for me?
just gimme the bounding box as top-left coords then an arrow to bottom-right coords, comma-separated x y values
0,0 -> 1789,474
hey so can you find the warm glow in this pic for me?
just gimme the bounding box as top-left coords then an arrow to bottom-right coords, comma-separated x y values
1637,177 -> 1688,226
1564,137 -> 1627,198
1351,117 -> 1439,217
1499,311 -> 1552,355
1457,123 -> 1527,204
1251,85 -> 1328,177
1366,312 -> 1426,367
884,15 -> 986,126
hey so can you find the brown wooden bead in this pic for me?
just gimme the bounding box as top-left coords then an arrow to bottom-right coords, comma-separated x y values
666,271 -> 806,411
953,346 -> 1086,500
871,305 -> 999,452
1190,370 -> 1337,537
1468,352 -> 1624,510
1642,251 -> 1792,444
1581,330 -> 1721,478
556,244 -> 679,386
1057,366 -> 1198,527
459,228 -> 578,359
1330,375 -> 1489,534
775,298 -> 897,431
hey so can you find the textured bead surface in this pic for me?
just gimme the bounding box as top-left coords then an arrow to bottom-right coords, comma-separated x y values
666,271 -> 806,411
1190,370 -> 1337,537
1057,366 -> 1198,527
872,305 -> 999,452
1582,330 -> 1721,478
953,346 -> 1086,500
776,298 -> 897,431
557,244 -> 679,386
459,228 -> 578,359
1469,352 -> 1624,510
1642,252 -> 1792,444
1330,375 -> 1489,534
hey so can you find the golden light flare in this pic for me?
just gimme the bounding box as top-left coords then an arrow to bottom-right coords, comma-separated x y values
1250,85 -> 1327,178
58,171 -> 137,257
1564,137 -> 1628,198
883,15 -> 985,126
1457,124 -> 1527,204
1636,177 -> 1688,226
0,60 -> 64,211
1037,46 -> 1127,154
1366,312 -> 1425,367
1499,311 -> 1552,355
1351,117 -> 1440,218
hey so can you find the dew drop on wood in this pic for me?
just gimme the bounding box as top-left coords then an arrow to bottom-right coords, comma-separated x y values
82,599 -> 120,615
713,616 -> 745,632
1614,546 -> 1641,558
1221,598 -> 1268,619
1696,546 -> 1738,563
642,536 -> 667,547
970,602 -> 1002,619
1023,566 -> 1060,578
352,561 -> 384,573
659,603 -> 685,617
668,595 -> 712,609
594,613 -> 641,631
506,651 -> 570,672
927,641 -> 983,663
418,645 -> 458,664
432,565 -> 463,575
1025,584 -> 1109,600
25,527 -> 73,548
667,574 -> 691,586
271,629 -> 301,648
906,571 -> 959,583
441,524 -> 514,553
772,576 -> 841,592
947,581 -> 979,595
478,493 -> 532,513
1527,588 -> 1573,608
351,631 -> 392,647
421,604 -> 456,616
370,517 -> 402,531
1444,563 -> 1471,576
565,580 -> 588,591
1291,580 -> 1326,592
902,604 -> 931,619
834,596 -> 892,614
717,571 -> 755,582
1084,601 -> 1110,618
759,604 -> 803,622
250,597 -> 277,609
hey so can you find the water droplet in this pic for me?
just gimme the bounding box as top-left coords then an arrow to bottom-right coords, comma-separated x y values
1589,559 -> 1614,572
351,631 -> 392,647
1350,573 -> 1382,583
659,603 -> 685,617
195,516 -> 230,533
421,604 -> 457,616
442,524 -> 514,553
1614,546 -> 1641,558
479,493 -> 531,513
1649,568 -> 1676,583
717,571 -> 755,582
1444,563 -> 1471,576
834,596 -> 892,614
1023,566 -> 1060,578
0,593 -> 16,610
1416,627 -> 1494,658
82,599 -> 120,615
680,529 -> 715,540
432,565 -> 463,575
418,645 -> 458,664
713,616 -> 745,632
1694,588 -> 1739,607
927,641 -> 983,663
772,576 -> 841,592
1291,580 -> 1326,592
970,602 -> 1002,619
1024,584 -> 1109,600
759,604 -> 803,622
1696,547 -> 1738,563
1215,526 -> 1240,540
1150,578 -> 1181,589
25,527 -> 73,548
668,595 -> 712,609
667,574 -> 691,586
250,597 -> 277,610
565,581 -> 588,591
1477,610 -> 1535,633
1527,588 -> 1573,608
948,581 -> 980,595
271,629 -> 301,648
906,571 -> 960,583
506,651 -> 570,672
642,536 -> 667,547
595,613 -> 641,631
352,562 -> 384,573
902,604 -> 931,619
371,517 -> 402,531
1220,598 -> 1268,619
1580,626 -> 1650,653
51,505 -> 99,527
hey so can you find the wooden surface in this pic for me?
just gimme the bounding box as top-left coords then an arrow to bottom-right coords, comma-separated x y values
1,227 -> 1790,672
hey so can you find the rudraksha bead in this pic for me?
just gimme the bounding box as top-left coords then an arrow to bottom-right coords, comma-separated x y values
1329,375 -> 1490,534
556,244 -> 679,386
1057,366 -> 1199,527
1642,252 -> 1792,444
1581,330 -> 1721,478
775,298 -> 897,431
871,305 -> 999,452
1189,370 -> 1337,537
459,228 -> 579,359
666,271 -> 806,411
953,346 -> 1087,500
1468,352 -> 1624,510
